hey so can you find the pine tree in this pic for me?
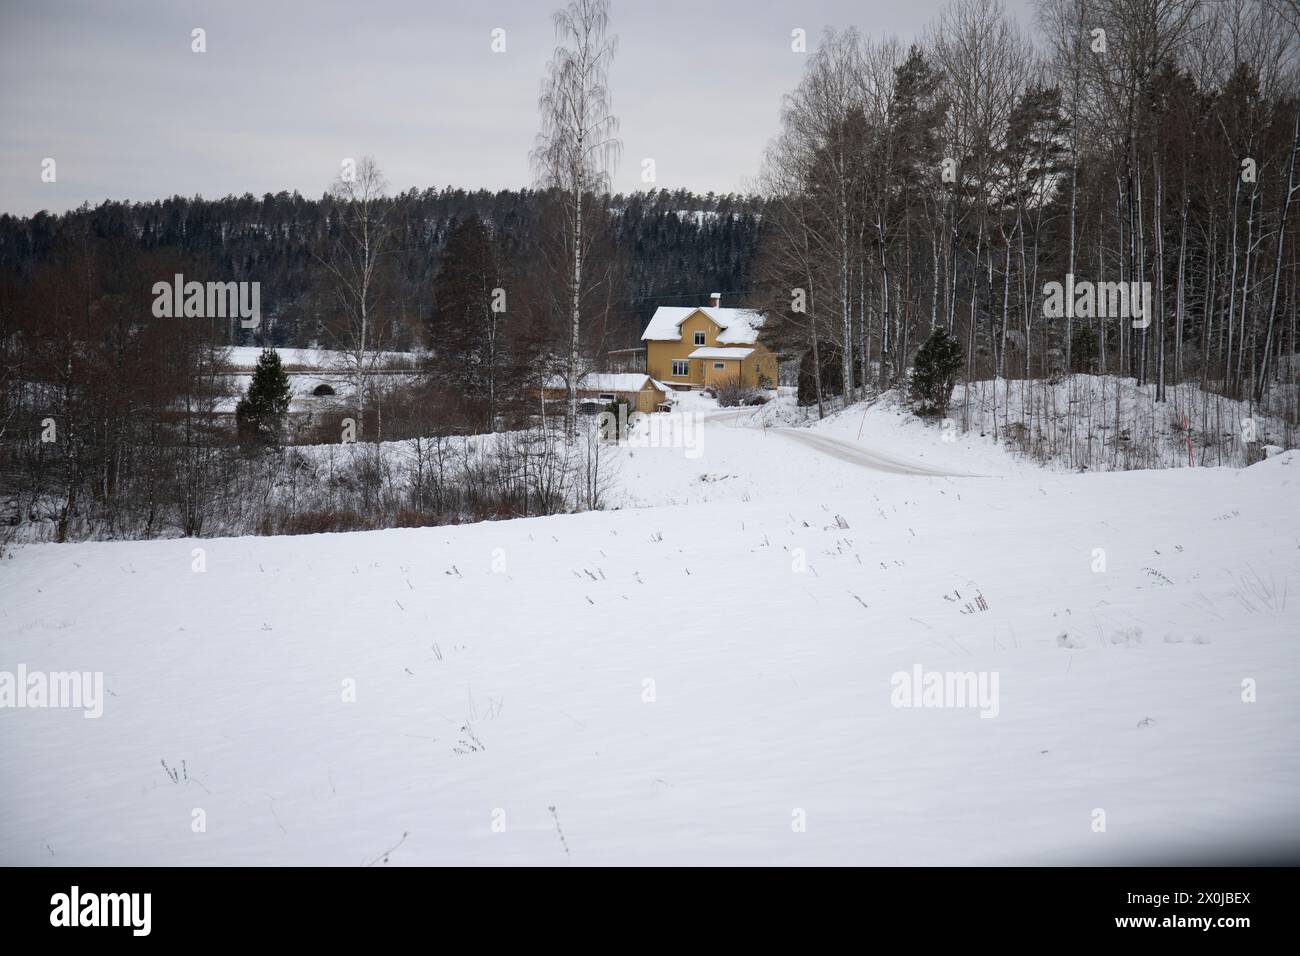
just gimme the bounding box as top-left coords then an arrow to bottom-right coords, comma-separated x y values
909,328 -> 963,417
236,348 -> 292,445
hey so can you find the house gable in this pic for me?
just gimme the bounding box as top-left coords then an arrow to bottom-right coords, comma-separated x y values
678,310 -> 726,350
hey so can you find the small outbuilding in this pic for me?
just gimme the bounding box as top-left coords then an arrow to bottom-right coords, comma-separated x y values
542,373 -> 673,415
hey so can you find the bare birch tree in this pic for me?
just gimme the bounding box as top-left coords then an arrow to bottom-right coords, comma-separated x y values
531,0 -> 620,438
319,156 -> 393,443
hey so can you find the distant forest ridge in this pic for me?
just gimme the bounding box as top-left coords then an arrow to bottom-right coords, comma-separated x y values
0,187 -> 768,350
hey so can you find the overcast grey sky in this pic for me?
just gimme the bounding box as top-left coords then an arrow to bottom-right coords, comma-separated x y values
0,0 -> 1035,216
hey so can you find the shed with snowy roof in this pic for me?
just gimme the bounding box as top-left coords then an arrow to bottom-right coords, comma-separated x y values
541,372 -> 673,415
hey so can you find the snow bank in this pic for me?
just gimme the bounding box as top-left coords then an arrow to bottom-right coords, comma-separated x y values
948,375 -> 1296,471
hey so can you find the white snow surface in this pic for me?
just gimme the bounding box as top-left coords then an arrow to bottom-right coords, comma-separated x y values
542,373 -> 658,393
688,346 -> 755,360
222,346 -> 417,370
2,397 -> 1298,865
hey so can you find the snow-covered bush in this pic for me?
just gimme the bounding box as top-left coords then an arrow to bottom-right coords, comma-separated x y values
715,378 -> 761,408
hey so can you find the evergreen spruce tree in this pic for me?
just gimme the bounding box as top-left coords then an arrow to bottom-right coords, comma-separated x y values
235,348 -> 292,445
429,215 -> 501,428
908,328 -> 963,417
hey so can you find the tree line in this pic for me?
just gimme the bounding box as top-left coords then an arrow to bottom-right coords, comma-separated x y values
755,0 -> 1299,422
0,185 -> 762,355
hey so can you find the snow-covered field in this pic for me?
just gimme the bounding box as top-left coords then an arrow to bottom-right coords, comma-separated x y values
2,399 -> 1297,865
221,346 -> 418,371
215,346 -> 422,414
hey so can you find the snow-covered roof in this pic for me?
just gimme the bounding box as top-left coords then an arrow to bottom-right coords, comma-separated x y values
545,373 -> 662,393
689,347 -> 754,360
648,379 -> 676,401
641,306 -> 765,345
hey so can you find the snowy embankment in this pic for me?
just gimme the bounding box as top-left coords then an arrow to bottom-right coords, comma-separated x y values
945,375 -> 1295,471
744,376 -> 1295,474
2,401 -> 1297,865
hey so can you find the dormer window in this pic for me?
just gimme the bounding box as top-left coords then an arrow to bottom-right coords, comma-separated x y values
694,331 -> 706,346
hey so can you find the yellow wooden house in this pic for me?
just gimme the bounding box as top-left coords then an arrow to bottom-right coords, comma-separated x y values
641,294 -> 777,390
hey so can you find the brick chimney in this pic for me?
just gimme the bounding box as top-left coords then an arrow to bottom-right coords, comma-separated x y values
709,292 -> 722,309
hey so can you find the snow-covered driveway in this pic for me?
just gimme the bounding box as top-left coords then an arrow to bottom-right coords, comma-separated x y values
770,427 -> 965,476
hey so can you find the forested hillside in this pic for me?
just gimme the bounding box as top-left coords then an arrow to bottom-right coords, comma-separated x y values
0,187 -> 764,351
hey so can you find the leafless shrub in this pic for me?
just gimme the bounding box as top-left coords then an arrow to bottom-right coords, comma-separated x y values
714,377 -> 761,407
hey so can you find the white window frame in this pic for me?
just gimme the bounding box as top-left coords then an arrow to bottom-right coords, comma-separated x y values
713,362 -> 726,369
694,331 -> 706,346
598,393 -> 615,402
671,360 -> 690,377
